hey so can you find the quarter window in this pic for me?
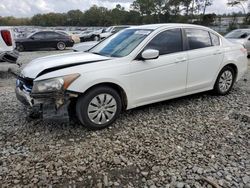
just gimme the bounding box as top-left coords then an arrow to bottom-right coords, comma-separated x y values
185,29 -> 212,50
210,33 -> 220,46
145,29 -> 183,55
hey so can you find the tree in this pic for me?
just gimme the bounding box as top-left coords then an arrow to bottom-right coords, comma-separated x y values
227,0 -> 247,14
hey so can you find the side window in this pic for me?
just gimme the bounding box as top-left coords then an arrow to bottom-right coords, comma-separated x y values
210,32 -> 220,46
45,32 -> 61,38
32,32 -> 44,39
145,29 -> 183,55
185,29 -> 212,50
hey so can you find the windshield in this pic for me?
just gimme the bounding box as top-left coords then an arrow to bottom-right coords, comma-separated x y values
89,29 -> 152,57
225,30 -> 250,39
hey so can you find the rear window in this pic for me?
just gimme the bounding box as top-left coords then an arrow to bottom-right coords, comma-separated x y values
185,29 -> 212,50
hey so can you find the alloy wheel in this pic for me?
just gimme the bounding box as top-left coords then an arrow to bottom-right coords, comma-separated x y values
87,93 -> 117,125
218,70 -> 233,93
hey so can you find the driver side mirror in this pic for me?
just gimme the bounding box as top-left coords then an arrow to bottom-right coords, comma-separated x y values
141,49 -> 160,60
30,36 -> 35,40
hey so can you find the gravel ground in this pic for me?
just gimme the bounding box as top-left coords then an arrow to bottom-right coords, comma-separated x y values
0,51 -> 249,188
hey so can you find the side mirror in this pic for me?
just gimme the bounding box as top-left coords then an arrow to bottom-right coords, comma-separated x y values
111,29 -> 116,34
141,49 -> 159,60
30,36 -> 35,40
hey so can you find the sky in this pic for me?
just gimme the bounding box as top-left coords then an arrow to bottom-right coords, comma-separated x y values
0,0 -> 248,18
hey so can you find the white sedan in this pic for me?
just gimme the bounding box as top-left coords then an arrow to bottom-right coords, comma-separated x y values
16,24 -> 248,130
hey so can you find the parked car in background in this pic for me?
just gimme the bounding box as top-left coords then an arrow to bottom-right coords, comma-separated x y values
225,29 -> 250,55
73,41 -> 99,52
56,30 -> 80,44
15,31 -> 74,51
0,27 -> 19,63
78,29 -> 103,42
99,26 -> 131,40
15,24 -> 248,130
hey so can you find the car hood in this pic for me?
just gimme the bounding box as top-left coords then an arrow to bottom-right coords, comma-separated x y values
21,52 -> 110,79
73,41 -> 99,52
227,38 -> 246,45
100,32 -> 112,38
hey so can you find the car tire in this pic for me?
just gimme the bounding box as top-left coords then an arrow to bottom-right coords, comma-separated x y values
93,35 -> 100,41
57,42 -> 66,50
16,43 -> 24,52
213,66 -> 236,95
76,86 -> 122,130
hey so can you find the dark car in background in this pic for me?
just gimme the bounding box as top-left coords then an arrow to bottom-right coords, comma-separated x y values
77,29 -> 103,42
15,31 -> 74,51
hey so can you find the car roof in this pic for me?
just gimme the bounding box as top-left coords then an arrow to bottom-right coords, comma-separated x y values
131,23 -> 213,30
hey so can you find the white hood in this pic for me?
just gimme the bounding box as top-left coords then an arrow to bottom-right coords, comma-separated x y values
21,52 -> 110,79
73,41 -> 99,52
227,38 -> 246,45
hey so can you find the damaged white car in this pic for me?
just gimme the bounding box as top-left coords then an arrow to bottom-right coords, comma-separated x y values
16,24 -> 248,130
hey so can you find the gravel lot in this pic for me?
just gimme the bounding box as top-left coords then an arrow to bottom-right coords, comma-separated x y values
0,51 -> 249,188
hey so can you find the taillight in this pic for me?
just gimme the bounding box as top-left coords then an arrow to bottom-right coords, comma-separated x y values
1,30 -> 12,46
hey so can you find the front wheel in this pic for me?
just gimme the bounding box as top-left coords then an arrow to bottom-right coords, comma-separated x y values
76,86 -> 122,130
213,66 -> 236,95
56,42 -> 66,50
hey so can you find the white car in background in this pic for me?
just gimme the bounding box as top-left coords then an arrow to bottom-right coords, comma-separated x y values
225,29 -> 250,55
0,27 -> 19,63
16,24 -> 248,130
99,25 -> 131,40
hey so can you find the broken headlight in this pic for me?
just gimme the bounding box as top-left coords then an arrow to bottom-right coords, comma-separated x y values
32,74 -> 80,93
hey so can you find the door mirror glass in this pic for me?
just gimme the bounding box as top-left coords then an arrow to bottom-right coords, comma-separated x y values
141,49 -> 159,60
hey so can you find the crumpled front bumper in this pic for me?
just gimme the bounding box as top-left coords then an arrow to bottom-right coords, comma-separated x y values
15,87 -> 33,106
15,80 -> 73,122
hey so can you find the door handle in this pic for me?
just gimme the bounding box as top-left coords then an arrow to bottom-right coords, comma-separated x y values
175,57 -> 187,63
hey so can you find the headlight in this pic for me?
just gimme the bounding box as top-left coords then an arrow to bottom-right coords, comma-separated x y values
32,74 -> 80,93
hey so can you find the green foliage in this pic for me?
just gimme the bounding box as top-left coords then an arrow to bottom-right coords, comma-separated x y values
1,0 -> 244,27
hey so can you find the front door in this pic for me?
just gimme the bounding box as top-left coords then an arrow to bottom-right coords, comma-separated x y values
130,28 -> 188,107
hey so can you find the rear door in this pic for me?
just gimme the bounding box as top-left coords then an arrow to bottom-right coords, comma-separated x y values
184,28 -> 224,92
44,32 -> 61,48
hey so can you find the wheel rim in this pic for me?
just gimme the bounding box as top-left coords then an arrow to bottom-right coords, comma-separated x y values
17,44 -> 23,51
87,93 -> 117,125
94,36 -> 99,41
219,70 -> 233,93
58,42 -> 65,50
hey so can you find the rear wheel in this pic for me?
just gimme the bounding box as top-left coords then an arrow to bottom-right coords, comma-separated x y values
213,66 -> 236,95
57,42 -> 66,50
16,43 -> 24,52
76,86 -> 122,130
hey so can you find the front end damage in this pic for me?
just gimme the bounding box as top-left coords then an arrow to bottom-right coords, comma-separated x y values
15,75 -> 78,122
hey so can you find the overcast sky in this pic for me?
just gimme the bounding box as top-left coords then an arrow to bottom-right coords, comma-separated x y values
0,0 -> 248,18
